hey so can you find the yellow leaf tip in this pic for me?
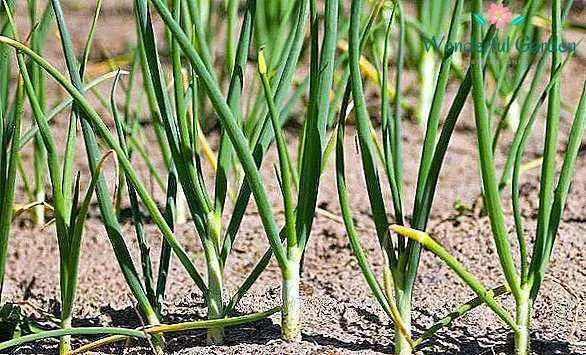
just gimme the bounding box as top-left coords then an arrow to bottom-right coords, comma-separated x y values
258,47 -> 267,75
390,225 -> 428,244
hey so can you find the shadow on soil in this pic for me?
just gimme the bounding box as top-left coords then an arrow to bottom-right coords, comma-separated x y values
417,324 -> 575,355
7,305 -> 579,354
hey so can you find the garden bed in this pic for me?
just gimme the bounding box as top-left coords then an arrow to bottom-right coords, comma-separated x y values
2,1 -> 585,354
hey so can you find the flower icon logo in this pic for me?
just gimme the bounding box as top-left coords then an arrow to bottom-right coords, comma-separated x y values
474,3 -> 525,29
486,3 -> 514,28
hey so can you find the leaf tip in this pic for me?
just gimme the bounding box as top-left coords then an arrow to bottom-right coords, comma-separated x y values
258,47 -> 268,75
390,225 -> 428,244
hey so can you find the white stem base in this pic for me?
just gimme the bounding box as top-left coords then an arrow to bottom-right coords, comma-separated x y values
515,291 -> 531,355
205,247 -> 225,345
505,94 -> 521,131
59,316 -> 72,355
394,289 -> 412,355
175,184 -> 188,225
418,52 -> 437,125
33,190 -> 45,226
281,262 -> 301,342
